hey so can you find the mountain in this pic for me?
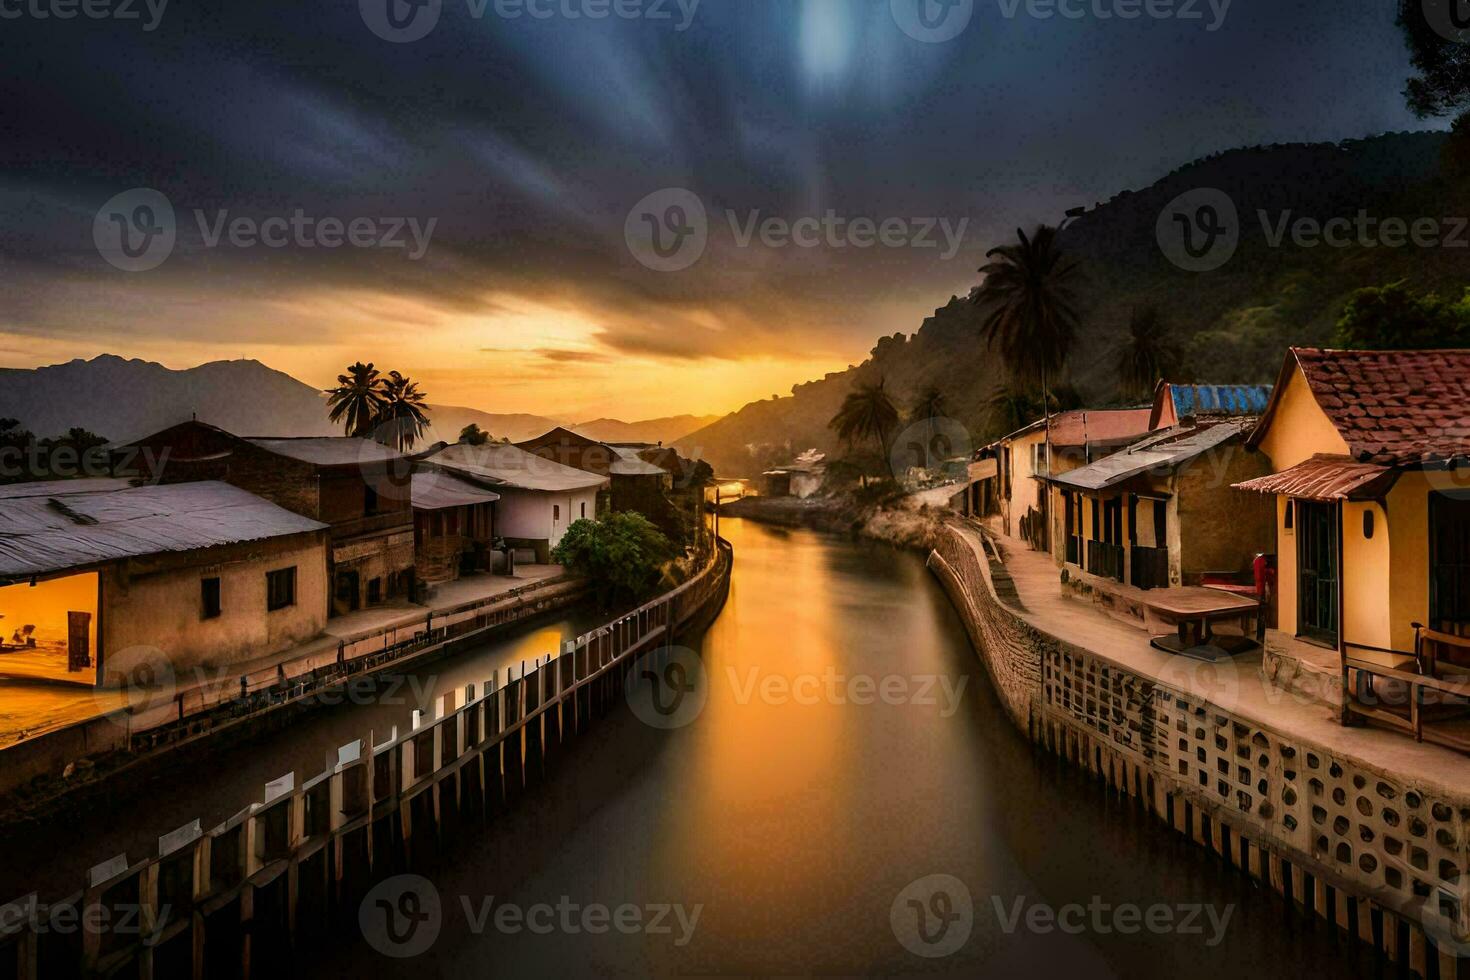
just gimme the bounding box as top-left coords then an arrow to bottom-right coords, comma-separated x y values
574,415 -> 722,445
677,130 -> 1460,477
0,355 -> 341,442
0,355 -> 688,446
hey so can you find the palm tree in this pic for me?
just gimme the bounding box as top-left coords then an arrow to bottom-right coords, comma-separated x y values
325,362 -> 386,438
378,371 -> 432,452
971,224 -> 1083,474
1114,306 -> 1181,403
829,377 -> 900,463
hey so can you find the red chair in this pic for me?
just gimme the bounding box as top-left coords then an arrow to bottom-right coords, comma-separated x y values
1201,554 -> 1276,642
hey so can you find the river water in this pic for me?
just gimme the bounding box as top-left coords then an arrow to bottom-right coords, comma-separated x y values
299,517 -> 1386,978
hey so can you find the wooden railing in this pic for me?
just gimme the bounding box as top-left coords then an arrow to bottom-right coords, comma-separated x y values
1344,626 -> 1470,751
0,538 -> 733,979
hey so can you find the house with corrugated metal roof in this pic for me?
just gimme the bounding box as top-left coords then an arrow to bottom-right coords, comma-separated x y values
0,479 -> 328,689
410,472 -> 500,585
415,441 -> 607,563
1232,348 -> 1470,751
118,420 -> 417,617
1045,416 -> 1274,592
1149,382 -> 1274,430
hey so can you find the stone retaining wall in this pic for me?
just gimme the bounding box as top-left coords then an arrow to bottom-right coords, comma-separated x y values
929,521 -> 1470,980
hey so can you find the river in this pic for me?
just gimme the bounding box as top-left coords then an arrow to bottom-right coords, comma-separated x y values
299,517 -> 1385,978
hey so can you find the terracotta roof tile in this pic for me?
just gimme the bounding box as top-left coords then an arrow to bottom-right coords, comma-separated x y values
1293,348 -> 1470,466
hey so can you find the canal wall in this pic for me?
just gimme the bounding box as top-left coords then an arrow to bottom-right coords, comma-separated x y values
928,521 -> 1470,980
0,540 -> 732,980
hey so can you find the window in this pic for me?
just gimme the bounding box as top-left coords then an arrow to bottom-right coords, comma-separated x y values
554,504 -> 560,521
368,577 -> 382,605
201,577 -> 222,620
581,501 -> 587,518
266,567 -> 297,611
364,485 -> 380,516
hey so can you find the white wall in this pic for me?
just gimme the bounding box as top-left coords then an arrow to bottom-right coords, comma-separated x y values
496,486 -> 600,549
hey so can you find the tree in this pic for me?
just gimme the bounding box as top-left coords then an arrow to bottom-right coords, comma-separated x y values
325,362 -> 386,438
911,386 -> 947,435
377,371 -> 432,452
551,512 -> 675,607
1397,1 -> 1470,118
1334,281 -> 1470,350
971,225 -> 1083,474
1114,306 -> 1182,403
459,423 -> 491,446
828,377 -> 900,463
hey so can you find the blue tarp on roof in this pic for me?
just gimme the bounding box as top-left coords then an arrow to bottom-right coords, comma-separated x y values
1169,384 -> 1272,418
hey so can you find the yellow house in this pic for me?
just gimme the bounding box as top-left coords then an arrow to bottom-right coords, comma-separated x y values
1235,348 -> 1470,677
988,409 -> 1152,550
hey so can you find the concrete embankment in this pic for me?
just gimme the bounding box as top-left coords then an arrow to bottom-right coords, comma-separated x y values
927,519 -> 1470,979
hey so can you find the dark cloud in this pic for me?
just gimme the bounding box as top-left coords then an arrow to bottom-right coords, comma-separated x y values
0,0 -> 1428,371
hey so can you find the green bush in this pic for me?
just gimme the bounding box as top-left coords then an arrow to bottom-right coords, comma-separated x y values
551,512 -> 675,607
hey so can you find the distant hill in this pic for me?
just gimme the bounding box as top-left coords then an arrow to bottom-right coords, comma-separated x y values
678,130 -> 1460,477
0,355 -> 688,446
574,415 -> 721,445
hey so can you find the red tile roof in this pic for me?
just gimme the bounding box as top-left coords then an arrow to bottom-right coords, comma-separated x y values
1233,454 -> 1397,501
1257,348 -> 1470,466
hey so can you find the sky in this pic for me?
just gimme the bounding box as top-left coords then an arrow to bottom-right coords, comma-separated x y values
0,0 -> 1429,420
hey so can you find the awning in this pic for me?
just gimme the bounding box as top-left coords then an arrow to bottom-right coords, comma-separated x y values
1046,420 -> 1248,492
967,459 -> 998,481
1232,455 -> 1397,501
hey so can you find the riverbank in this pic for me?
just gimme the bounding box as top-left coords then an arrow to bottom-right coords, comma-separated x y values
720,484 -> 954,551
927,519 -> 1470,978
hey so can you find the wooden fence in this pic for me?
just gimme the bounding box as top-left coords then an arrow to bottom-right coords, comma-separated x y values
0,538 -> 732,980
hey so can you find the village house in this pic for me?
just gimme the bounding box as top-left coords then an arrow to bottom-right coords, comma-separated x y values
118,420 -> 416,617
1232,350 -> 1470,699
762,450 -> 827,499
515,427 -> 671,513
410,471 -> 500,586
415,441 -> 606,563
0,479 -> 327,689
982,408 -> 1153,550
1044,383 -> 1275,591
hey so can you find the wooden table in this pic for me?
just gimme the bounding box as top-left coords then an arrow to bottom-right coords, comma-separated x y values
1143,587 -> 1263,662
